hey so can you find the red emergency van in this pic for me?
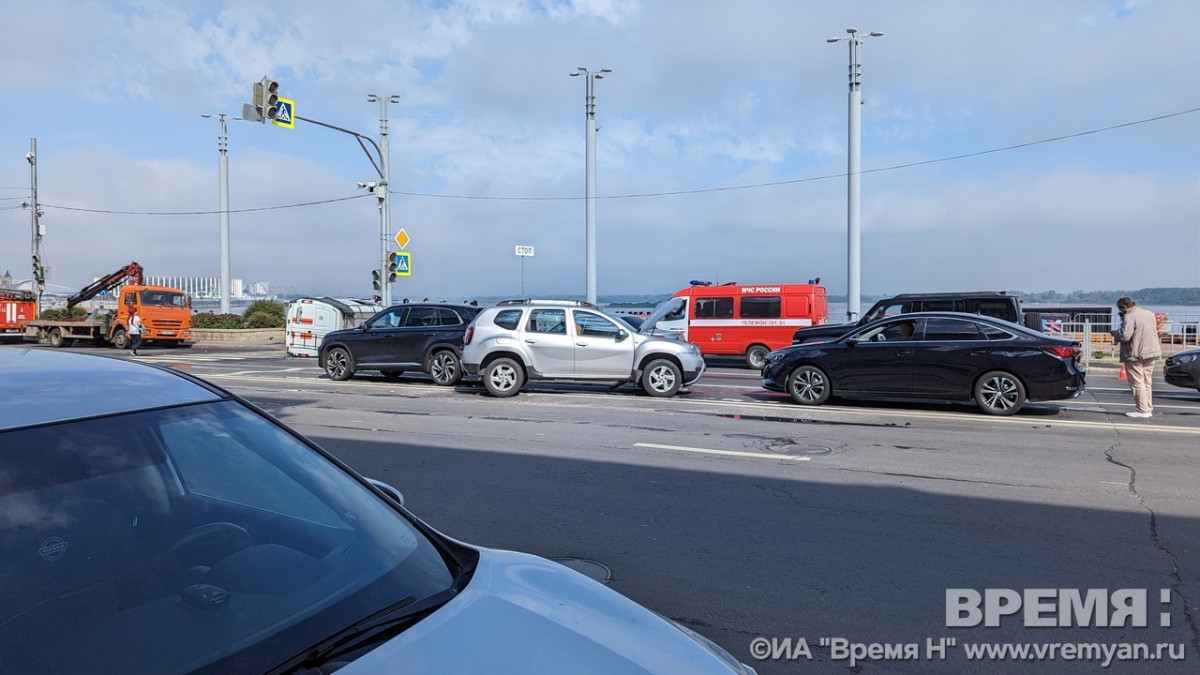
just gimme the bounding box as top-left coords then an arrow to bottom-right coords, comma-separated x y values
640,282 -> 828,368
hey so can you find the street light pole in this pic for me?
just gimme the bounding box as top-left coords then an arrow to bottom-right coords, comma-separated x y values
201,114 -> 233,314
570,67 -> 610,305
828,28 -> 883,321
368,94 -> 400,307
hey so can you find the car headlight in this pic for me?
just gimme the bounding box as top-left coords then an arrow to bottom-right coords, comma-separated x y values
1175,353 -> 1199,364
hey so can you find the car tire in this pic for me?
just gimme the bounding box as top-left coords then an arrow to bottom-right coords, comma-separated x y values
974,370 -> 1026,415
112,328 -> 129,350
642,359 -> 682,397
429,350 -> 463,386
323,347 -> 355,381
483,357 -> 524,397
745,344 -> 769,369
787,364 -> 831,405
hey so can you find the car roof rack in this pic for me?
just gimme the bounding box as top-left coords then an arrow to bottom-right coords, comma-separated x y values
496,299 -> 600,309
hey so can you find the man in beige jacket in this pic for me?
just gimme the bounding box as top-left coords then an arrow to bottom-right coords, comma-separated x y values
1112,297 -> 1162,417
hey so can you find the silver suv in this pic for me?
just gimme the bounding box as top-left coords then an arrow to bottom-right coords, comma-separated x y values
462,300 -> 706,397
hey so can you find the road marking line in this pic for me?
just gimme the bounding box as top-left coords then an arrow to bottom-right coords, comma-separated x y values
634,442 -> 812,461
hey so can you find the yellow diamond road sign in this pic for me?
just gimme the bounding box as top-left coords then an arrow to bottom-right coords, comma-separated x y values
394,228 -> 410,250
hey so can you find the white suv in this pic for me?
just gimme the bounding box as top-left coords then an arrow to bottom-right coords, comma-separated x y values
462,300 -> 706,397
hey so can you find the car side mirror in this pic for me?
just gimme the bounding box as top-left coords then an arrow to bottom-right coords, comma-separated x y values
844,337 -> 859,347
616,329 -> 628,341
368,478 -> 405,507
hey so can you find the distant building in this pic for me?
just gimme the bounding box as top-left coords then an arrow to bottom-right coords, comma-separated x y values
144,276 -> 269,299
1,269 -> 11,290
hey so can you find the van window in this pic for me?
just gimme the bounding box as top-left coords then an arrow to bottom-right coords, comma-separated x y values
695,297 -> 734,319
975,299 -> 1018,322
740,297 -> 781,319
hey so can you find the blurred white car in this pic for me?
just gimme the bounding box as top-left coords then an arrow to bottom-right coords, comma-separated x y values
0,348 -> 753,674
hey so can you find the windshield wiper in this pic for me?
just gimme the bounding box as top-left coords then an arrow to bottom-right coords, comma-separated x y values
268,587 -> 459,674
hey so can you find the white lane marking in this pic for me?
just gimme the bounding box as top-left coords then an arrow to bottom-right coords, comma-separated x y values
634,442 -> 812,462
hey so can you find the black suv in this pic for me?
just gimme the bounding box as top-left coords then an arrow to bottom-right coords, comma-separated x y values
792,291 -> 1022,344
319,303 -> 482,384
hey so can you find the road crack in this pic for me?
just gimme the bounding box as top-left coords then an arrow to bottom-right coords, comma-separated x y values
1104,434 -> 1200,655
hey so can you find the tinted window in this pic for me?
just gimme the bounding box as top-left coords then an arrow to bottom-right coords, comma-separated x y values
492,309 -> 522,330
695,297 -> 733,318
369,307 -> 406,328
974,299 -> 1018,322
860,319 -> 919,342
527,309 -> 567,334
863,302 -> 905,323
923,318 -> 985,341
434,307 -> 463,326
405,307 -> 439,327
981,322 -> 1016,340
741,297 -> 782,318
921,300 -> 961,312
574,310 -> 622,338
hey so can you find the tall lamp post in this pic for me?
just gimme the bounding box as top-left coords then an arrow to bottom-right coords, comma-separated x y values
827,28 -> 883,321
570,67 -> 610,305
368,94 -> 400,307
201,114 -> 233,314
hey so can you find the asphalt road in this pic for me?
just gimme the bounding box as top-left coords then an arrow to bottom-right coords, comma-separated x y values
8,342 -> 1200,673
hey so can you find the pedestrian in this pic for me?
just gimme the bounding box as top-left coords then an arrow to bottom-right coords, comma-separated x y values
1111,297 -> 1162,418
128,307 -> 144,356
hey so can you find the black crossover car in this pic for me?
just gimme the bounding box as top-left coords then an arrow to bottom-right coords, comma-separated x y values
318,303 -> 481,385
763,311 -> 1085,415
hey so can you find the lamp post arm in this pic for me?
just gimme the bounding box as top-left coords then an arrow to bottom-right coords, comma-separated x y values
295,115 -> 385,180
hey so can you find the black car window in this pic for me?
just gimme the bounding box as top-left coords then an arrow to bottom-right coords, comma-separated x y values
405,307 -> 439,327
923,318 -> 985,341
863,302 -> 905,323
980,322 -> 1017,340
370,307 -> 407,329
434,308 -> 463,326
527,309 -> 567,334
741,297 -> 782,319
493,309 -> 522,330
695,297 -> 734,318
921,300 -> 961,312
574,310 -> 622,338
861,319 -> 919,342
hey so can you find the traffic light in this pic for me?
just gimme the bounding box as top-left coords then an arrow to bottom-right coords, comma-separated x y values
371,269 -> 382,291
387,252 -> 399,278
31,253 -> 43,282
253,77 -> 280,122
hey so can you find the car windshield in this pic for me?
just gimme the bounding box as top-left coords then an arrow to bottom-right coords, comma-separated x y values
0,400 -> 458,673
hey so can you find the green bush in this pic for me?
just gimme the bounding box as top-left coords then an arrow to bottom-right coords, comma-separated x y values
244,299 -> 285,327
191,312 -> 246,329
39,307 -> 88,321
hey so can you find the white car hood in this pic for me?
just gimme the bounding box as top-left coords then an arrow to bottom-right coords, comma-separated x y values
339,548 -> 747,674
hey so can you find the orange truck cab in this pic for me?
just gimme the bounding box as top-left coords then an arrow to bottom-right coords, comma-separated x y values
111,285 -> 192,347
640,282 -> 828,368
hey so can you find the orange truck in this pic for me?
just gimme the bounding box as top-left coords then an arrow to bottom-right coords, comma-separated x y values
1,288 -> 37,343
25,262 -> 192,348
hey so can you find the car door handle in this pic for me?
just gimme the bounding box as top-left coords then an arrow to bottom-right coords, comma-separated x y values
525,339 -> 537,344
576,342 -> 587,347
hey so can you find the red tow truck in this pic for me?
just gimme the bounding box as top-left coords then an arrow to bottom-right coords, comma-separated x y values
24,262 -> 192,348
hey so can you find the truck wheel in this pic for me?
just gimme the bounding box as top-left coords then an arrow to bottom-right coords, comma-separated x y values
48,328 -> 66,348
642,359 -> 682,397
323,347 -> 355,381
745,344 -> 770,369
482,357 -> 524,397
112,329 -> 129,350
429,350 -> 463,386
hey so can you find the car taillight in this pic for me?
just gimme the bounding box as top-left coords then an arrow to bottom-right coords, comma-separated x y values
464,326 -> 474,345
1042,345 -> 1080,359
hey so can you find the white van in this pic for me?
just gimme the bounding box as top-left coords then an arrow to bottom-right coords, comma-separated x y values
285,297 -> 382,357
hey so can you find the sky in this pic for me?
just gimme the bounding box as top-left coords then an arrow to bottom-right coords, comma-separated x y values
2,0 -> 1198,302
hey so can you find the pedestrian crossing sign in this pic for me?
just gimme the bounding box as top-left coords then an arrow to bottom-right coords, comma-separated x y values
393,251 -> 411,277
272,98 -> 295,129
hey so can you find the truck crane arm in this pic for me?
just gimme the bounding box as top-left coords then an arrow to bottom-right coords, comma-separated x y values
66,262 -> 145,308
